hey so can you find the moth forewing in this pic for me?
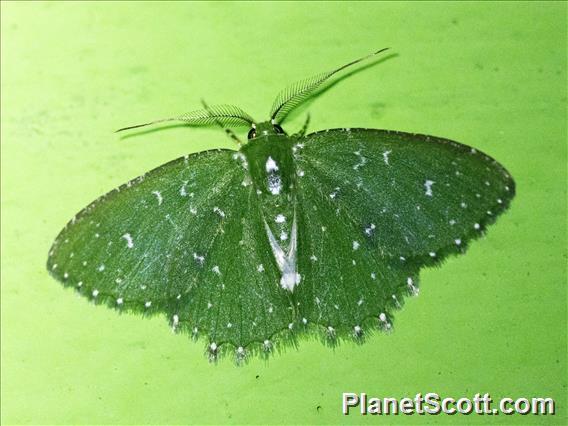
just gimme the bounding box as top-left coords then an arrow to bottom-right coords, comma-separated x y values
295,129 -> 515,258
47,149 -> 295,357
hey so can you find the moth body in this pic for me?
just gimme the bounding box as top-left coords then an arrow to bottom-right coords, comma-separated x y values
242,129 -> 301,290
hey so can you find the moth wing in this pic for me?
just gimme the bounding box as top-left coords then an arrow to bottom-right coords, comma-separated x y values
295,129 -> 515,258
293,128 -> 514,335
48,150 -> 293,354
295,186 -> 419,335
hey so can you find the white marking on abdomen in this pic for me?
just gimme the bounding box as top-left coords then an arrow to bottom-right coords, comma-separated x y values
268,174 -> 282,195
265,156 -> 279,172
264,210 -> 300,292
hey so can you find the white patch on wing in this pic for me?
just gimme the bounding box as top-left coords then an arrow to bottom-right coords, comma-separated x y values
193,252 -> 205,265
152,190 -> 163,205
121,233 -> 134,248
353,150 -> 367,170
180,181 -> 188,196
213,207 -> 225,218
424,180 -> 434,197
264,210 -> 301,292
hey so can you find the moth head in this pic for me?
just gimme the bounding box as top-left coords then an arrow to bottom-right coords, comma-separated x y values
248,120 -> 285,140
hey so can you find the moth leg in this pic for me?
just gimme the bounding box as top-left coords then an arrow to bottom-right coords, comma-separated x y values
201,99 -> 243,147
223,127 -> 243,147
294,113 -> 311,137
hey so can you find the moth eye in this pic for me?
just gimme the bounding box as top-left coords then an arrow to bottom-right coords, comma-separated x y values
273,124 -> 284,134
247,128 -> 257,139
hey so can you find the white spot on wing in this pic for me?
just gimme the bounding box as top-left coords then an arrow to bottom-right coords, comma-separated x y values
424,180 -> 434,197
152,191 -> 163,205
193,252 -> 205,265
329,187 -> 340,199
407,277 -> 419,295
353,150 -> 367,170
121,233 -> 134,248
213,207 -> 225,218
172,314 -> 179,329
180,181 -> 188,196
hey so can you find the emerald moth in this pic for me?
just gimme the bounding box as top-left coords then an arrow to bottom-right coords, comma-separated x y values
47,49 -> 515,362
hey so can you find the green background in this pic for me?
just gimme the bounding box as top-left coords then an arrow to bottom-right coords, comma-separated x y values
1,1 -> 566,424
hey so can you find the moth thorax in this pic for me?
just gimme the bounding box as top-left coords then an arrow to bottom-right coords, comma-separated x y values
242,135 -> 297,198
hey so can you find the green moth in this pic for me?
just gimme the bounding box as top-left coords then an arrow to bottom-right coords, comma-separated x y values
47,49 -> 515,362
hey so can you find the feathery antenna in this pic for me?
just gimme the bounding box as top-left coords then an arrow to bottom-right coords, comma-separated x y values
270,48 -> 390,124
115,105 -> 255,133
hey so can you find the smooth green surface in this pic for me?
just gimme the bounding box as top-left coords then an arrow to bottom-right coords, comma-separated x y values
1,1 -> 566,424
